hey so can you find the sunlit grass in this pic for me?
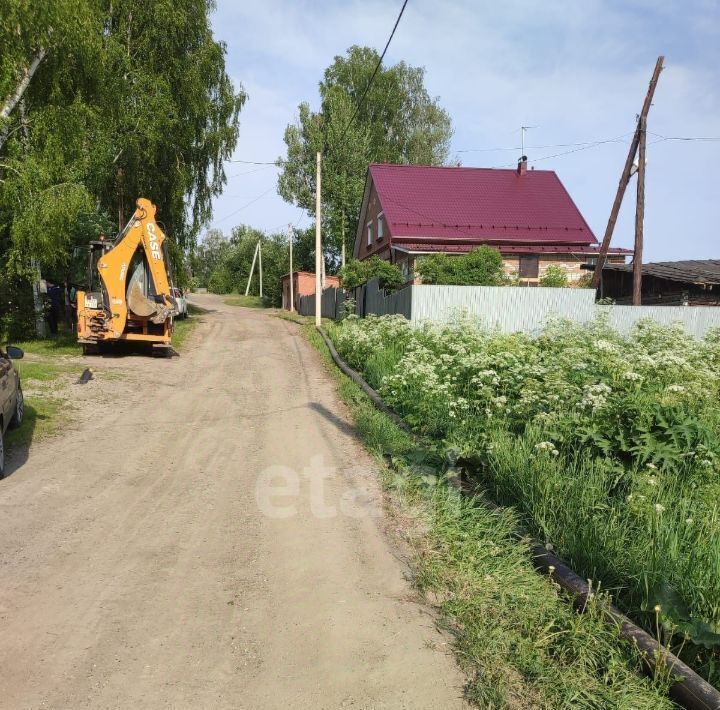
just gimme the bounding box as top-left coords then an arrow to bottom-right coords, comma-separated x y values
224,294 -> 266,308
302,320 -> 673,707
328,315 -> 720,687
172,305 -> 204,351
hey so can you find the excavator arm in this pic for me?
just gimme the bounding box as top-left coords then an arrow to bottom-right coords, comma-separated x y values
77,198 -> 177,348
97,198 -> 176,337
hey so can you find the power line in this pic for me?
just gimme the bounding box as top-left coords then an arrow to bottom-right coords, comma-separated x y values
648,132 -> 720,143
221,132 -> 720,180
228,159 -> 285,165
490,133 -> 634,168
457,138 -> 629,154
213,186 -> 276,225
226,165 -> 278,178
335,0 -> 409,147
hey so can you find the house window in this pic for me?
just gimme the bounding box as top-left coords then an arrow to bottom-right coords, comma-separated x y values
377,212 -> 384,241
519,255 -> 539,279
367,221 -> 373,247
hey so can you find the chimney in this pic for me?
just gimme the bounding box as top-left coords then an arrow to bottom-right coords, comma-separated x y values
517,155 -> 528,176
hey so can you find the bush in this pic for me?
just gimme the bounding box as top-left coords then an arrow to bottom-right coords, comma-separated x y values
330,314 -> 720,685
416,246 -> 508,285
539,264 -> 569,287
208,265 -> 234,294
339,256 -> 404,292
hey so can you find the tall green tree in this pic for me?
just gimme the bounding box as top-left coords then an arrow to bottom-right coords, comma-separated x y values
190,229 -> 231,288
278,46 -> 453,262
206,225 -> 289,307
0,0 -> 245,335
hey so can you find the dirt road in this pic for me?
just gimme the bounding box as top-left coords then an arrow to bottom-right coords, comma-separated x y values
0,294 -> 466,709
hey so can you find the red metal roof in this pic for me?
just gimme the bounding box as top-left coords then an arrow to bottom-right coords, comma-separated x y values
369,163 -> 598,246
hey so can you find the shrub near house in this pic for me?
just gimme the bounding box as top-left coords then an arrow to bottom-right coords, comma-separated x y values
339,257 -> 403,292
416,246 -> 510,286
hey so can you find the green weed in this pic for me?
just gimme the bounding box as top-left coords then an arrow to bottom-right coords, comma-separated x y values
329,314 -> 720,687
302,320 -> 674,708
224,294 -> 266,308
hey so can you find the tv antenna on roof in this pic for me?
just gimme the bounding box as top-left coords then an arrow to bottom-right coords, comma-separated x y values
520,126 -> 537,156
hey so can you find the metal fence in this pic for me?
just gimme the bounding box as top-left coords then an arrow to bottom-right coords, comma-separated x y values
357,279 -> 412,318
294,279 -> 720,338
598,304 -> 720,338
358,279 -> 720,339
412,285 -> 596,335
298,287 -> 348,319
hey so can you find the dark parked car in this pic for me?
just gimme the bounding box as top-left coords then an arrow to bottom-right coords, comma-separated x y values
0,345 -> 24,478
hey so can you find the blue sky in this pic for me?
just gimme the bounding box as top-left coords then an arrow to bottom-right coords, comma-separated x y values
208,0 -> 720,261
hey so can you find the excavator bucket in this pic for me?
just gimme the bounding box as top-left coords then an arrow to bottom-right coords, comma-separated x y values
127,281 -> 158,318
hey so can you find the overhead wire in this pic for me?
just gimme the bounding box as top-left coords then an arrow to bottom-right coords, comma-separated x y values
213,185 -> 277,226
334,0 -> 409,147
490,133 -> 634,168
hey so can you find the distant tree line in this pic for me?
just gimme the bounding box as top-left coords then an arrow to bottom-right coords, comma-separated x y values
192,226 -> 321,308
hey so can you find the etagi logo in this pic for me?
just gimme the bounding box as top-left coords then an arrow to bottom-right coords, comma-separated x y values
255,455 -> 383,519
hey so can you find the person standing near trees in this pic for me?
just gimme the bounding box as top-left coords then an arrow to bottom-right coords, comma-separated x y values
64,280 -> 77,330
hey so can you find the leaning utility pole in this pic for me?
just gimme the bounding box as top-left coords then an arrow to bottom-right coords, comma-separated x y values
633,115 -> 647,305
591,56 -> 664,290
315,151 -> 322,327
245,241 -> 259,296
288,223 -> 294,312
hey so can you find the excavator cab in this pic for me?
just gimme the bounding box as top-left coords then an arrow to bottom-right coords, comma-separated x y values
76,198 -> 178,356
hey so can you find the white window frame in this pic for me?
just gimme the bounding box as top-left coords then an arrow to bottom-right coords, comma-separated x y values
377,212 -> 384,241
367,220 -> 373,246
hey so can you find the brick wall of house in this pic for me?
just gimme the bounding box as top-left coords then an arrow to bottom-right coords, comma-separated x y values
359,182 -> 389,259
281,272 -> 340,310
502,254 -> 626,283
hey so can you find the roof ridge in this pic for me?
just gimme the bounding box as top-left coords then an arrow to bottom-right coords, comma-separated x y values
369,162 -> 555,173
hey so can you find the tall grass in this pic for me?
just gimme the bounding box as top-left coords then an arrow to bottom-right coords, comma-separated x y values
305,323 -> 673,708
328,315 -> 720,686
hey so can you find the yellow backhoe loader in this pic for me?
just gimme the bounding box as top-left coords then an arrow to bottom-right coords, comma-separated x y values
76,198 -> 178,356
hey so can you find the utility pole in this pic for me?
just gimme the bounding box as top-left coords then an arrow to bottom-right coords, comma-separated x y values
315,151 -> 322,327
288,223 -> 294,312
341,210 -> 346,268
633,115 -> 647,305
591,56 -> 664,290
258,239 -> 263,299
245,241 -> 259,296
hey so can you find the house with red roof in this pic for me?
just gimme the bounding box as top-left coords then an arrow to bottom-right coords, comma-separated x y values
353,159 -> 630,285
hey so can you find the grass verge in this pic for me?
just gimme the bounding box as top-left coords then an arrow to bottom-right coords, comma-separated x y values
300,321 -> 673,708
13,327 -> 81,357
224,294 -> 266,308
172,304 -> 204,351
6,396 -> 66,448
4,325 -> 86,454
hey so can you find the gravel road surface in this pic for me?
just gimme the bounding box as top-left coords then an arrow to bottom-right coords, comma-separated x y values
0,294 -> 466,709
